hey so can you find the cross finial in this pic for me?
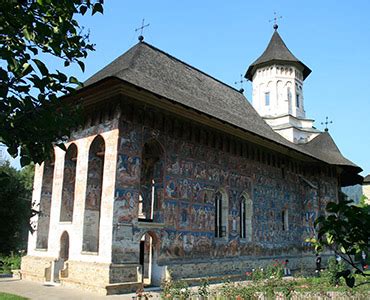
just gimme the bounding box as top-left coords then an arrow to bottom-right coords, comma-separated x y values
269,12 -> 282,31
234,74 -> 248,93
321,116 -> 333,132
135,18 -> 150,42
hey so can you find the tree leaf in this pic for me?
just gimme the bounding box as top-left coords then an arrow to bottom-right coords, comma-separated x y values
33,59 -> 49,76
92,3 -> 103,15
22,63 -> 33,77
77,60 -> 85,72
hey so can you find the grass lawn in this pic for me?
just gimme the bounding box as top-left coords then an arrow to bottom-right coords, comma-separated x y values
0,292 -> 28,300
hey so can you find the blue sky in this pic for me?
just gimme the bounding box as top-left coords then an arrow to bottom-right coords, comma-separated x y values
18,1 -> 370,176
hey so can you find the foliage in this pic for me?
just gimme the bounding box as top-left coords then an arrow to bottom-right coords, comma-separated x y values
321,257 -> 346,286
359,195 -> 369,208
0,0 -> 104,166
249,260 -> 285,282
0,252 -> 22,274
0,162 -> 34,254
197,279 -> 210,298
161,279 -> 191,300
160,274 -> 370,299
307,199 -> 370,287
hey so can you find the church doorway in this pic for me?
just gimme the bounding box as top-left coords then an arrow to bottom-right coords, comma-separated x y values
139,232 -> 162,286
60,231 -> 69,261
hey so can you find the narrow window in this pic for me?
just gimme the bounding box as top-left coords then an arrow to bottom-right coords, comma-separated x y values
296,94 -> 300,108
215,191 -> 228,238
215,192 -> 223,237
60,143 -> 77,222
139,140 -> 164,222
287,87 -> 292,102
240,195 -> 253,241
282,209 -> 289,231
82,136 -> 105,253
240,197 -> 246,239
265,92 -> 270,106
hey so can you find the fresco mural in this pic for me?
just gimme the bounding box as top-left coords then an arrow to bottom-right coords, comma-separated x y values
36,159 -> 55,249
111,111 -> 337,264
82,136 -> 105,253
60,144 -> 77,222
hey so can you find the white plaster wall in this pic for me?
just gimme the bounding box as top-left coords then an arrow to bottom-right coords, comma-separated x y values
27,163 -> 44,254
363,184 -> 370,203
27,129 -> 119,264
252,65 -> 305,119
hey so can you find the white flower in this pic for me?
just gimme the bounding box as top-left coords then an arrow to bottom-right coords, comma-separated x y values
180,288 -> 187,293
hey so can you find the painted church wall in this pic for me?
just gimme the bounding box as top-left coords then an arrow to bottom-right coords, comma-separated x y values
111,104 -> 338,267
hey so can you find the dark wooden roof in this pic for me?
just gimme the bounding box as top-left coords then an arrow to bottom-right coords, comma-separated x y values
84,41 -> 361,182
299,132 -> 362,186
245,31 -> 311,81
85,41 -> 294,147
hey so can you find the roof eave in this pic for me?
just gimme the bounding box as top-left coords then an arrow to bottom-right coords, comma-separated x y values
245,60 -> 312,81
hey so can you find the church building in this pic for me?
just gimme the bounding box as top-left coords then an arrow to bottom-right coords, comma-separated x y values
21,26 -> 362,294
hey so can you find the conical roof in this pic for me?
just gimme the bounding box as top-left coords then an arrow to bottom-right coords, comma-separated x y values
245,30 -> 311,81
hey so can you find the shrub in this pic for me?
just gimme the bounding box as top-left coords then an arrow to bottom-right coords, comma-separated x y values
161,279 -> 191,300
0,253 -> 22,274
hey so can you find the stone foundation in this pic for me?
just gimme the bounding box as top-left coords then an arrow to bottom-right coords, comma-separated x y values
21,253 -> 331,295
21,255 -> 53,283
166,254 -> 326,280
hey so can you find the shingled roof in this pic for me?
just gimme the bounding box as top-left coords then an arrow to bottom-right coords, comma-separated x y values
85,41 -> 294,147
299,132 -> 362,186
300,132 -> 357,168
84,41 -> 361,184
245,30 -> 311,81
364,174 -> 370,184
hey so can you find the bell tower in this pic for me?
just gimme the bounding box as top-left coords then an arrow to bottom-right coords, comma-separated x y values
245,25 -> 320,144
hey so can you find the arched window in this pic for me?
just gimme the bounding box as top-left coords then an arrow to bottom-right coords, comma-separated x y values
240,194 -> 253,241
60,231 -> 70,261
36,152 -> 55,249
139,139 -> 164,222
82,136 -> 105,252
60,143 -> 77,222
215,190 -> 228,238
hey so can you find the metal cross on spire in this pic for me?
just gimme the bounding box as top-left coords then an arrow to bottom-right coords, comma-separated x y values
234,74 -> 248,93
321,116 -> 333,132
269,12 -> 282,31
135,18 -> 150,42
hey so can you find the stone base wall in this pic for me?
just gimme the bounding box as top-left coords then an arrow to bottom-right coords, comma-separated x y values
109,263 -> 139,283
21,254 -> 332,295
21,255 -> 53,282
21,256 -> 142,295
166,254 -> 327,280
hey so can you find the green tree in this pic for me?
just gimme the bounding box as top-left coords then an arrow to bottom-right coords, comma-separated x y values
0,0 -> 104,166
0,162 -> 34,254
308,198 -> 370,287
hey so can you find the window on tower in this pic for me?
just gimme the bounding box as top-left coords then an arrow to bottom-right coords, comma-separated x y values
265,92 -> 270,106
296,94 -> 300,108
